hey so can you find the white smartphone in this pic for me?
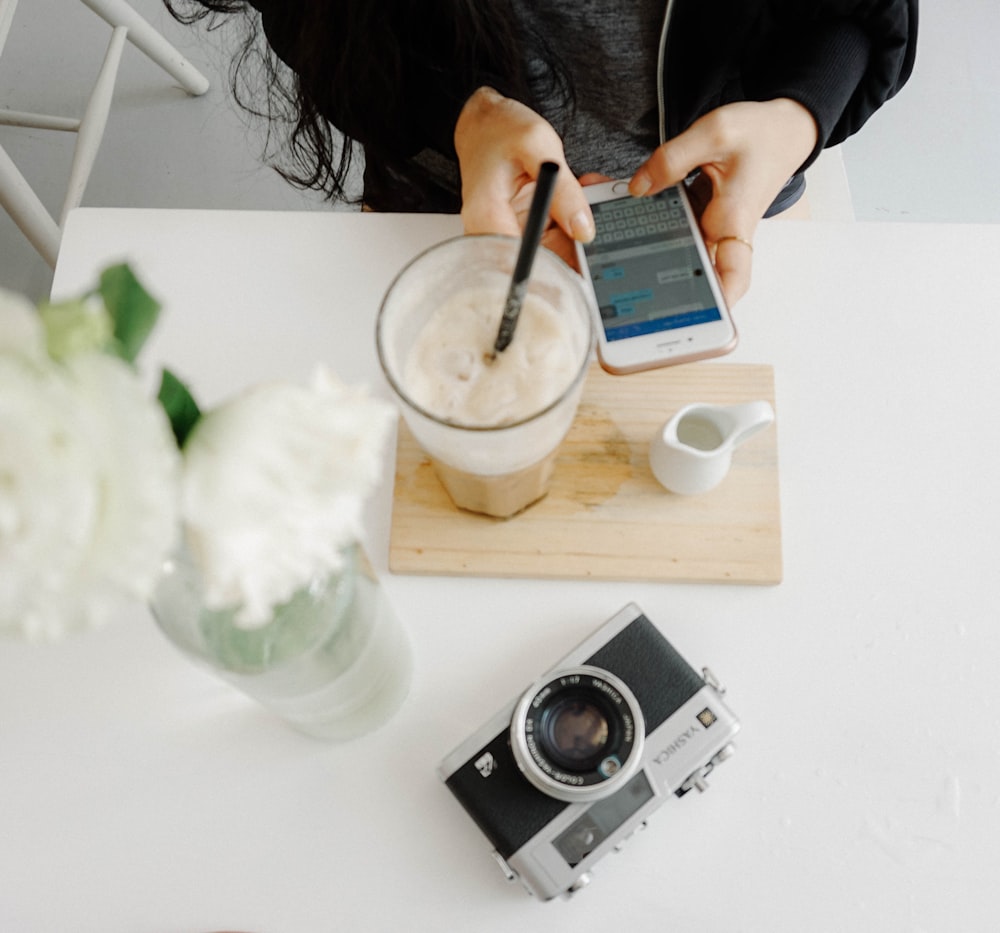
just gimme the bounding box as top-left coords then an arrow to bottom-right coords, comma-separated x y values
575,179 -> 737,374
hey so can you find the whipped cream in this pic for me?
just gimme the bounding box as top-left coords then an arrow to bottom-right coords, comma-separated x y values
403,285 -> 585,427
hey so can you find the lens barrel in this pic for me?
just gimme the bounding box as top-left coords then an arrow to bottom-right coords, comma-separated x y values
511,666 -> 645,802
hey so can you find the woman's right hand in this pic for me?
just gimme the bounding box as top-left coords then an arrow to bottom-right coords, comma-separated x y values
454,87 -> 596,254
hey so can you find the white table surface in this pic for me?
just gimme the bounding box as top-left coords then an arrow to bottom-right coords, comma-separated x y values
3,208 -> 998,932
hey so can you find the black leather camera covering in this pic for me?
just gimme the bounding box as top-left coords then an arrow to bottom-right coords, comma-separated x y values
444,614 -> 705,858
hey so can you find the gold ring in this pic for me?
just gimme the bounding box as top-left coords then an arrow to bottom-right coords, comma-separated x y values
715,235 -> 753,252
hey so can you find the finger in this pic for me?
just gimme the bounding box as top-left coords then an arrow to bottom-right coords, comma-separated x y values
539,225 -> 580,270
546,168 -> 596,243
511,181 -> 568,240
698,193 -> 757,306
630,114 -> 726,197
712,237 -> 753,306
509,179 -> 537,226
684,171 -> 712,219
502,164 -> 595,243
579,172 -> 612,187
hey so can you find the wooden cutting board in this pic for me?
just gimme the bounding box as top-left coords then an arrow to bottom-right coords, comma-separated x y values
388,362 -> 781,584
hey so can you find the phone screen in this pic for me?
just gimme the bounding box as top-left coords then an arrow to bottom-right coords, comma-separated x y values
582,187 -> 722,342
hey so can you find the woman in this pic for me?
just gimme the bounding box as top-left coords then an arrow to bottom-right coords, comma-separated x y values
167,0 -> 917,302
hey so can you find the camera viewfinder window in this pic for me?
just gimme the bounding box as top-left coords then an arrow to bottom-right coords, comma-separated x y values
552,772 -> 654,867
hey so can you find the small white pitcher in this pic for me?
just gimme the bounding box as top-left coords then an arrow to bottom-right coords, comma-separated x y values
649,400 -> 775,495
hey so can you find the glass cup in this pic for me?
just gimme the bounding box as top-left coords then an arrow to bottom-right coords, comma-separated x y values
151,543 -> 412,741
376,235 -> 594,518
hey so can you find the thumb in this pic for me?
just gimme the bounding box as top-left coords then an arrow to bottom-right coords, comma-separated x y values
630,121 -> 717,197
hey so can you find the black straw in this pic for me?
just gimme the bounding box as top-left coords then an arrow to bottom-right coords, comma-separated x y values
492,161 -> 560,356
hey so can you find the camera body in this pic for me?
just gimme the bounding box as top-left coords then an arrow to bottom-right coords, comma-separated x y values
437,602 -> 739,900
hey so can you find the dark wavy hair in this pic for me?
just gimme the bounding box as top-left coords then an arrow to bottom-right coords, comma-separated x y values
164,1 -> 570,210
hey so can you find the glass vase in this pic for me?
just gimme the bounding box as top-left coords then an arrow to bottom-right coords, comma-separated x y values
150,543 -> 412,741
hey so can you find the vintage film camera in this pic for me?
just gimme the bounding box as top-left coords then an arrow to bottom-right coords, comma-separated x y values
437,602 -> 739,900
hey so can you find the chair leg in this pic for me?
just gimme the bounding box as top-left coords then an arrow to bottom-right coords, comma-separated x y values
0,110 -> 81,131
60,25 -> 128,226
0,0 -> 19,60
0,143 -> 61,268
77,0 -> 210,96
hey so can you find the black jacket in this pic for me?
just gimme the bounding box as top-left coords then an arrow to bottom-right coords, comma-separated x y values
663,1 -> 917,157
250,0 -> 917,213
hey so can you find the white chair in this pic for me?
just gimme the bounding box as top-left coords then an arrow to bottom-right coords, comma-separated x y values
0,0 -> 209,268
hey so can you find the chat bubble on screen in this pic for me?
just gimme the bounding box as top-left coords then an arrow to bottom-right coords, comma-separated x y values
657,268 -> 695,285
610,289 -> 653,305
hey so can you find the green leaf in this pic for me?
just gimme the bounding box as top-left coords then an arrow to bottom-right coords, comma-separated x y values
157,368 -> 202,448
99,264 -> 161,363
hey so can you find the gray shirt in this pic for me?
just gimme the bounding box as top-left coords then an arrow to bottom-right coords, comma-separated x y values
411,0 -> 666,201
514,0 -> 666,178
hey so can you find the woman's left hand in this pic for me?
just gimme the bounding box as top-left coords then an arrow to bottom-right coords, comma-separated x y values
629,99 -> 819,305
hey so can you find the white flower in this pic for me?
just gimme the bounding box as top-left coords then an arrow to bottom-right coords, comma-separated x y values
180,367 -> 394,627
0,346 -> 180,641
39,295 -> 113,361
0,287 -> 46,361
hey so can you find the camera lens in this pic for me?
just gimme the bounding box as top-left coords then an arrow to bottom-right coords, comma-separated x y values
511,666 -> 645,802
539,693 -> 614,771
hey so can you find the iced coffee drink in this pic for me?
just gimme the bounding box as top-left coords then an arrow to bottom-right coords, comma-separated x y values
376,235 -> 593,518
